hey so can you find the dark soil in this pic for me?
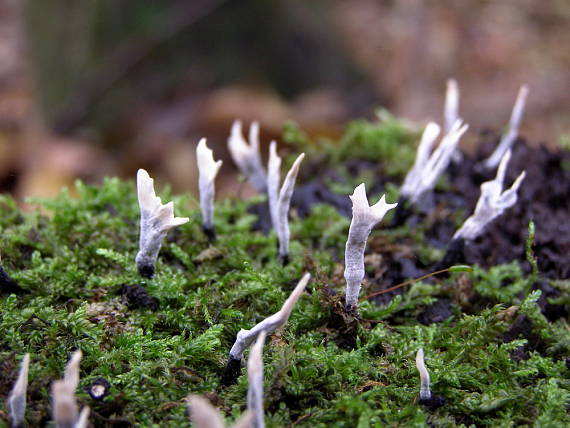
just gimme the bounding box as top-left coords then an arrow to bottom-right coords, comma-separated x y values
417,298 -> 453,325
121,284 -> 158,311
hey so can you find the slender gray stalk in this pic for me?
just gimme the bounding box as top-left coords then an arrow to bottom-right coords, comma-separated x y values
416,348 -> 431,400
197,138 -> 223,232
8,353 -> 30,428
247,331 -> 266,428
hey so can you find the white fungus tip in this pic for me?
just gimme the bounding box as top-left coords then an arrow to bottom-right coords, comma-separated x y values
75,406 -> 90,428
187,395 -> 225,428
8,353 -> 30,428
64,350 -> 82,391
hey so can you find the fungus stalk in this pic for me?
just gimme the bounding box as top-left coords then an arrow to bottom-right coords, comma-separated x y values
51,350 -> 89,428
135,169 -> 189,277
400,119 -> 468,207
222,273 -> 310,386
267,142 -> 305,263
483,85 -> 529,170
228,120 -> 267,193
438,149 -> 526,269
8,353 -> 30,428
445,78 -> 463,163
344,184 -> 397,311
247,331 -> 266,428
416,348 -> 431,401
196,138 -> 223,240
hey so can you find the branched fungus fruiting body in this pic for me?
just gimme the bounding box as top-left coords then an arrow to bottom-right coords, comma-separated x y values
276,152 -> 305,262
455,149 -> 526,241
228,120 -> 267,193
267,143 -> 305,261
247,331 -> 266,428
8,353 -> 30,428
229,273 -> 310,360
135,169 -> 189,277
401,120 -> 468,205
344,184 -> 397,310
416,348 -> 431,401
484,85 -> 529,170
187,395 -> 253,428
196,138 -> 223,238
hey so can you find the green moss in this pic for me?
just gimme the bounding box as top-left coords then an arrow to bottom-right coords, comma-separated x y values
0,120 -> 569,427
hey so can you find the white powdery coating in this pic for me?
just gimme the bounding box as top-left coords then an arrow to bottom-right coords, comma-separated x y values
187,396 -> 253,428
52,351 -> 82,428
229,273 -> 311,360
75,406 -> 90,428
455,149 -> 526,240
247,331 -> 266,428
135,169 -> 189,270
445,79 -> 459,134
276,153 -> 305,258
416,348 -> 431,400
228,120 -> 267,193
197,138 -> 223,230
401,120 -> 468,204
344,184 -> 397,309
187,395 -> 225,428
484,85 -> 529,169
8,353 -> 30,428
267,141 -> 282,231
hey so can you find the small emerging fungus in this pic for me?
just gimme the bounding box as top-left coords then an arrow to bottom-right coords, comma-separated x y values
415,348 -> 431,401
400,119 -> 468,206
228,120 -> 267,193
267,142 -> 305,263
8,353 -> 30,428
247,331 -> 266,428
196,138 -> 223,240
455,149 -> 526,241
187,395 -> 252,428
229,273 -> 310,360
344,184 -> 397,311
51,350 -> 89,428
135,169 -> 189,278
483,85 -> 529,170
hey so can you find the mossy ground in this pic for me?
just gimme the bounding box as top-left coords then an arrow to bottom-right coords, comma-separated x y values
1,114 -> 569,427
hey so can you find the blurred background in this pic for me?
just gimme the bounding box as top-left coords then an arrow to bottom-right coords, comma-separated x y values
1,0 -> 569,201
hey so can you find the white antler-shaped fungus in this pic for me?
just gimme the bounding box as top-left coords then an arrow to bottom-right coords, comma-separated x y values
455,149 -> 526,241
187,395 -> 253,428
484,85 -> 529,170
416,348 -> 431,401
196,138 -> 223,239
8,353 -> 30,428
135,168 -> 189,277
52,350 -> 88,428
445,79 -> 463,163
267,142 -> 305,262
228,120 -> 267,193
247,331 -> 266,428
344,184 -> 397,310
401,120 -> 468,204
229,273 -> 311,360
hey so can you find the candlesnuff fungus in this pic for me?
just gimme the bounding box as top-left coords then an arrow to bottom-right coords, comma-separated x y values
228,120 -> 267,193
445,78 -> 463,163
196,138 -> 223,240
51,350 -> 89,428
267,142 -> 306,263
187,395 -> 253,428
229,273 -> 310,360
8,353 -> 30,428
436,149 -> 525,269
455,149 -> 526,241
483,85 -> 529,170
415,348 -> 431,401
344,184 -> 397,310
247,331 -> 266,428
135,168 -> 189,278
400,119 -> 469,206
